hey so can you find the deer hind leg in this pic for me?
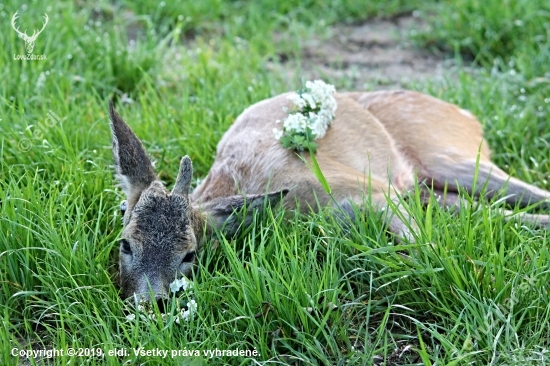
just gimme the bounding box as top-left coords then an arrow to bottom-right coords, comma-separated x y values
426,160 -> 550,229
430,160 -> 550,208
383,197 -> 419,243
421,188 -> 550,229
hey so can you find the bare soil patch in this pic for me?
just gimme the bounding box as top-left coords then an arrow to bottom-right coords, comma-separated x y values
271,14 -> 454,90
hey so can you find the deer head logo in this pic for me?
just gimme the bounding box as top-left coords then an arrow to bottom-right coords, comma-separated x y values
11,11 -> 49,54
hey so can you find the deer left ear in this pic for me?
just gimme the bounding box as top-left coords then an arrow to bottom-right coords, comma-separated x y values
198,190 -> 288,237
109,101 -> 158,206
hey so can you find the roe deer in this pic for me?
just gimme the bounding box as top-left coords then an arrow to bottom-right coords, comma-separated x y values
109,89 -> 550,301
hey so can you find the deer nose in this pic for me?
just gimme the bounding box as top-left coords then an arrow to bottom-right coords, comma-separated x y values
127,285 -> 169,303
132,274 -> 170,301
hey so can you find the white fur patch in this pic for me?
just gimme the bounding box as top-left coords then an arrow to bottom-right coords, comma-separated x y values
116,174 -> 131,194
459,108 -> 475,119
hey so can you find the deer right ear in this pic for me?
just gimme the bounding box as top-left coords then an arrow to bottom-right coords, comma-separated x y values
171,156 -> 193,197
109,101 -> 157,205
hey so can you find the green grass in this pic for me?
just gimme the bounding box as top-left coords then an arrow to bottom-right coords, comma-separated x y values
416,0 -> 550,77
1,0 -> 550,364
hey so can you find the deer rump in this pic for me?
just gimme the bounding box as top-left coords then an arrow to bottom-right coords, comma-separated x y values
109,89 -> 550,300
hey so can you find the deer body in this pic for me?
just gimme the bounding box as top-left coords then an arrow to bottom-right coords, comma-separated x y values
194,90 -> 494,207
193,90 -> 549,240
109,89 -> 550,301
192,92 -> 416,206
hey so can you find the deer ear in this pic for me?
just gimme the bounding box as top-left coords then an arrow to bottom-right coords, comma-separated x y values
199,190 -> 288,237
172,156 -> 193,197
109,101 -> 157,204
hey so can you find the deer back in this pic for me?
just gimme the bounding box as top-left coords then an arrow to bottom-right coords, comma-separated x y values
192,93 -> 416,211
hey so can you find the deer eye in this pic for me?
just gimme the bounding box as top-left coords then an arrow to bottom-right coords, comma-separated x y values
120,239 -> 132,255
182,251 -> 195,263
120,200 -> 127,215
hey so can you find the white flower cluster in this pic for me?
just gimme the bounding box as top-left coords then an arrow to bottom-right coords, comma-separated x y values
175,299 -> 197,324
273,80 -> 337,141
170,276 -> 193,293
125,303 -> 158,323
171,275 -> 197,324
125,275 -> 197,324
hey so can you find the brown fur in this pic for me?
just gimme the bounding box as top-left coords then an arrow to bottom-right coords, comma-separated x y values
109,90 -> 550,300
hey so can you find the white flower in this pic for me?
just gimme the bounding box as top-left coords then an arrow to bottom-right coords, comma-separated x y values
175,299 -> 198,324
273,128 -> 283,140
309,119 -> 326,139
276,79 -> 337,152
187,299 -> 198,312
170,276 -> 192,293
325,97 -> 337,114
283,113 -> 308,133
176,310 -> 189,324
317,108 -> 335,124
306,80 -> 336,106
287,93 -> 306,109
301,92 -> 317,109
127,293 -> 197,325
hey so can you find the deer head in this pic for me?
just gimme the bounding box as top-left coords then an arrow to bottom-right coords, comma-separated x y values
11,11 -> 49,54
108,102 -> 286,302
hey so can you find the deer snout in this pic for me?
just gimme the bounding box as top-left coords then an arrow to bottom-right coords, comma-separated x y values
124,294 -> 169,315
130,290 -> 169,303
125,274 -> 170,303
